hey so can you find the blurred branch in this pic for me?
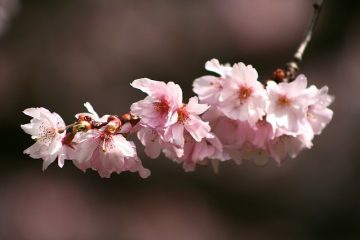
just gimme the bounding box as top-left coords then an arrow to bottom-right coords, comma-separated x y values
284,0 -> 324,82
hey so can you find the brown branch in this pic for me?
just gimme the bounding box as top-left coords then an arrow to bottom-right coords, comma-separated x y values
283,0 -> 324,82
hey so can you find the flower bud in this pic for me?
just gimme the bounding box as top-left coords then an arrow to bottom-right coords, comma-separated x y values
105,115 -> 122,134
273,68 -> 286,82
77,115 -> 92,122
73,120 -> 92,132
121,113 -> 132,122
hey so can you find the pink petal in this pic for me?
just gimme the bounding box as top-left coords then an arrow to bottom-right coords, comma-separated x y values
171,124 -> 185,147
184,115 -> 210,142
186,96 -> 209,115
131,78 -> 167,96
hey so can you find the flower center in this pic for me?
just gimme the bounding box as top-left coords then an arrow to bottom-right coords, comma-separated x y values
35,124 -> 57,144
177,105 -> 189,123
153,97 -> 170,115
99,133 -> 115,152
239,86 -> 253,100
277,95 -> 292,107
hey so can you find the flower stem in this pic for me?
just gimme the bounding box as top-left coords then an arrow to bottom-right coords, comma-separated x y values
284,0 -> 324,82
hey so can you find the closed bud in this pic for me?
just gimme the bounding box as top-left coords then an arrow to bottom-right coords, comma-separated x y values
121,113 -> 132,122
73,120 -> 92,132
273,68 -> 286,82
105,115 -> 122,134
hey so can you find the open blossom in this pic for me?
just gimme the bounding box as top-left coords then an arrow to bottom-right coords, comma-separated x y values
72,105 -> 150,178
306,85 -> 334,135
208,112 -> 270,165
268,135 -> 305,165
137,128 -> 163,159
193,59 -> 232,105
202,107 -> 237,146
21,107 -> 66,170
251,119 -> 274,149
266,74 -> 309,136
163,96 -> 211,156
73,129 -> 150,178
130,78 -> 182,131
132,78 -> 211,158
219,62 -> 268,126
163,132 -> 226,172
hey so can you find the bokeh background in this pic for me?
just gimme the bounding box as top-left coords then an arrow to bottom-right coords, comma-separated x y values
1,0 -> 360,239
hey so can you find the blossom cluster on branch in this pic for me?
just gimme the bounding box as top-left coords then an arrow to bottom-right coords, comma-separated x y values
21,59 -> 333,178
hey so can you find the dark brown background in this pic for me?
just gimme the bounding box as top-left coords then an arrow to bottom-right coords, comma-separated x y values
1,0 -> 359,239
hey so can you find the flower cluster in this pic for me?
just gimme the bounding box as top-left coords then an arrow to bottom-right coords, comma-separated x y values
193,59 -> 333,165
21,59 -> 333,178
21,104 -> 150,178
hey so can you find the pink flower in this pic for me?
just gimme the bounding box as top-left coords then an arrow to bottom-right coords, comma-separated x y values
57,144 -> 76,168
219,62 -> 267,126
137,128 -> 163,159
130,78 -> 182,131
163,97 -> 210,154
163,133 -> 226,172
227,143 -> 270,166
251,119 -> 274,149
306,85 -> 334,135
202,107 -> 238,147
266,74 -> 309,135
193,59 -> 232,104
268,135 -> 305,165
21,107 -> 66,170
215,119 -> 270,165
72,129 -> 150,178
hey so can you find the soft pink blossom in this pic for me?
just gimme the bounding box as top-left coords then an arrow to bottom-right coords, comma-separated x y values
137,126 -> 185,159
251,119 -> 274,149
226,143 -> 270,166
224,120 -> 272,164
219,62 -> 267,125
72,129 -> 150,178
266,74 -> 309,136
215,120 -> 270,165
193,59 -> 232,104
306,85 -> 334,135
202,107 -> 238,147
163,97 -> 210,154
57,142 -> 77,168
163,133 -> 226,172
268,135 -> 305,165
130,78 -> 182,131
21,107 -> 66,170
137,127 -> 163,159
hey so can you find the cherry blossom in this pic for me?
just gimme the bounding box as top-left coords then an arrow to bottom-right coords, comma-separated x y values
137,128 -> 163,159
163,96 -> 210,155
266,74 -> 309,136
219,62 -> 268,126
72,128 -> 150,178
21,107 -> 66,170
306,85 -> 334,135
268,135 -> 305,165
130,78 -> 182,131
193,59 -> 232,105
21,59 -> 334,177
163,132 -> 226,172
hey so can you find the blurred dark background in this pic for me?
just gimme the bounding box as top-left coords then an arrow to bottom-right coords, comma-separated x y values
1,0 -> 360,239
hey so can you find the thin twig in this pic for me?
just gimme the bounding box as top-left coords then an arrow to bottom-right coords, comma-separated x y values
284,0 -> 324,82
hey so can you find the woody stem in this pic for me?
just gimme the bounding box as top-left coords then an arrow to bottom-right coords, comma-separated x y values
284,0 -> 324,82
